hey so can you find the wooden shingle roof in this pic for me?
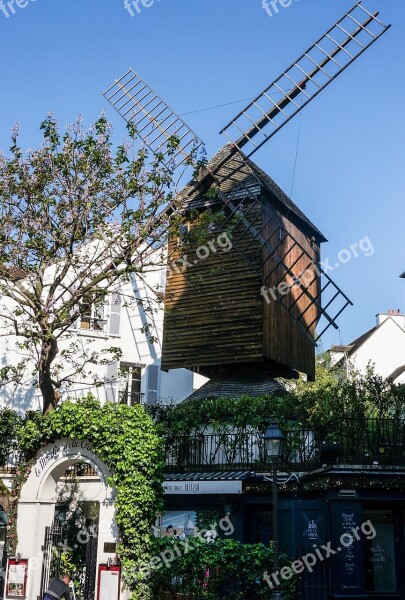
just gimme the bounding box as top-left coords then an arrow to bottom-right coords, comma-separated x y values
178,144 -> 327,243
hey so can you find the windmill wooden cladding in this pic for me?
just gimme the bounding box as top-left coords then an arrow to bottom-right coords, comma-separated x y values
162,203 -> 263,371
162,199 -> 319,379
262,204 -> 320,379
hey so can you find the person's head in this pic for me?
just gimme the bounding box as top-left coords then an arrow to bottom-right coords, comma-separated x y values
166,525 -> 174,536
62,575 -> 71,586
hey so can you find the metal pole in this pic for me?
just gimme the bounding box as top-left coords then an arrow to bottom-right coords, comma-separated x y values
272,461 -> 283,600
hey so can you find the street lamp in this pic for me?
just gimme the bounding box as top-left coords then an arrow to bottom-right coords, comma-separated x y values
264,422 -> 284,600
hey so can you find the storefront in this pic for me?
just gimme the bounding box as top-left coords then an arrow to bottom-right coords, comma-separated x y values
163,469 -> 405,599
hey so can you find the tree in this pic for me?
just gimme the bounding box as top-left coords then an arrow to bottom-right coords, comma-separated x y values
0,115 -> 190,413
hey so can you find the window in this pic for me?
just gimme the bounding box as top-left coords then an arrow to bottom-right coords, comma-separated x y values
80,294 -> 106,332
364,509 -> 396,593
118,364 -> 143,405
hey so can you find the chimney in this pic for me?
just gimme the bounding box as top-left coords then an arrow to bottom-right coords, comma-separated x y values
376,310 -> 405,329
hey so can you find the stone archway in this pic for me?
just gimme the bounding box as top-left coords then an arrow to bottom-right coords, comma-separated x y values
16,439 -> 121,600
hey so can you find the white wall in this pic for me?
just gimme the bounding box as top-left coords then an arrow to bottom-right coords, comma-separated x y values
346,316 -> 405,382
0,264 -> 206,414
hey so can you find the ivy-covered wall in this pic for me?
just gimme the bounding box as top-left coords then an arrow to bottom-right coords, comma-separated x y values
2,397 -> 164,600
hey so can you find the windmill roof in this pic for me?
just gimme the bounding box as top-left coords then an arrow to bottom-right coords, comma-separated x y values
178,144 -> 327,243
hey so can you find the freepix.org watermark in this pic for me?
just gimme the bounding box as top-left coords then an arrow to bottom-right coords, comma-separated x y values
0,0 -> 36,18
263,518 -> 376,590
139,516 -> 235,577
167,232 -> 233,277
262,0 -> 300,18
261,236 -> 374,305
124,0 -> 161,17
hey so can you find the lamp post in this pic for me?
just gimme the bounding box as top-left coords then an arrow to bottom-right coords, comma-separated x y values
264,422 -> 284,600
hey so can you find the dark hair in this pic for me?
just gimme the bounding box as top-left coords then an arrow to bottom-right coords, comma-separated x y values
166,525 -> 174,531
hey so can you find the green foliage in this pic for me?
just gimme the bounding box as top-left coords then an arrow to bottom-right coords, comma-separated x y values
196,510 -> 220,532
290,357 -> 405,425
150,361 -> 405,471
149,537 -> 296,599
0,408 -> 21,466
151,357 -> 405,439
149,394 -> 297,439
9,397 -> 164,600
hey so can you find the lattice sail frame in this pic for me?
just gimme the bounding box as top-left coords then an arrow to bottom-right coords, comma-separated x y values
103,68 -> 204,173
220,1 -> 390,157
103,1 -> 390,343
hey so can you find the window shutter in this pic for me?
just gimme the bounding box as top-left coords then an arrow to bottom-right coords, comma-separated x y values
109,293 -> 122,336
105,362 -> 118,402
146,364 -> 159,404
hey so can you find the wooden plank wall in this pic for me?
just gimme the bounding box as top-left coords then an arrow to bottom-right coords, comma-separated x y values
262,200 -> 320,379
161,206 -> 264,371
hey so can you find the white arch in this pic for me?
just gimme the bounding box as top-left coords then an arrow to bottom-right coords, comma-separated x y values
15,439 -> 125,600
21,438 -> 113,503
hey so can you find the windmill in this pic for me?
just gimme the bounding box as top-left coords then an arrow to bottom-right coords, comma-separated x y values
103,2 -> 390,382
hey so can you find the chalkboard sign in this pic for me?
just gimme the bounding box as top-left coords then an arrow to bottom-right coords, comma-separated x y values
296,502 -> 328,552
331,503 -> 364,594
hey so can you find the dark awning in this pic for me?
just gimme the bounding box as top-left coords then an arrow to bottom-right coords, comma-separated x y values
164,471 -> 252,482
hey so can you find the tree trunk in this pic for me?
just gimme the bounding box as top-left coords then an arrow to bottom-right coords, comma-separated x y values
39,335 -> 59,414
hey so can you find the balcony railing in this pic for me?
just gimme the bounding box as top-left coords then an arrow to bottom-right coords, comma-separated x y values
79,316 -> 107,332
118,391 -> 144,406
164,418 -> 405,472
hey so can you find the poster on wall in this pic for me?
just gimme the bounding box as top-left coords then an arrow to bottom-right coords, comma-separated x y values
6,560 -> 28,598
160,511 -> 197,539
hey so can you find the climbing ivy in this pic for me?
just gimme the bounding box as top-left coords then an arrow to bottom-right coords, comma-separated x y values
0,408 -> 21,466
11,396 -> 164,600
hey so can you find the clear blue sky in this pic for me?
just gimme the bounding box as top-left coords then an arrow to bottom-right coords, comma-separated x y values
0,0 -> 404,349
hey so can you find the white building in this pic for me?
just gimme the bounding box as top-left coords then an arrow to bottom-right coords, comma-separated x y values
330,310 -> 405,384
0,263 -> 206,414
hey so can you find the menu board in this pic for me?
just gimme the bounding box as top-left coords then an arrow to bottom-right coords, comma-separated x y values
6,560 -> 28,598
97,565 -> 120,600
331,504 -> 364,594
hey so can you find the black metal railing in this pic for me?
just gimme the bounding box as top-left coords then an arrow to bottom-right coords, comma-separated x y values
79,316 -> 107,332
164,418 -> 405,472
118,391 -> 144,406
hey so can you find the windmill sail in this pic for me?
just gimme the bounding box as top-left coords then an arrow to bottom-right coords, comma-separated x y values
103,2 -> 390,344
103,68 -> 204,173
220,2 -> 390,158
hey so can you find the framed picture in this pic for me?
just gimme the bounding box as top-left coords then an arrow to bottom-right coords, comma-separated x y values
161,511 -> 197,539
6,559 -> 28,598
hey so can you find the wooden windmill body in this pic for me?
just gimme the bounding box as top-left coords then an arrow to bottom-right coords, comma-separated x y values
104,2 -> 390,386
162,146 -> 325,380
